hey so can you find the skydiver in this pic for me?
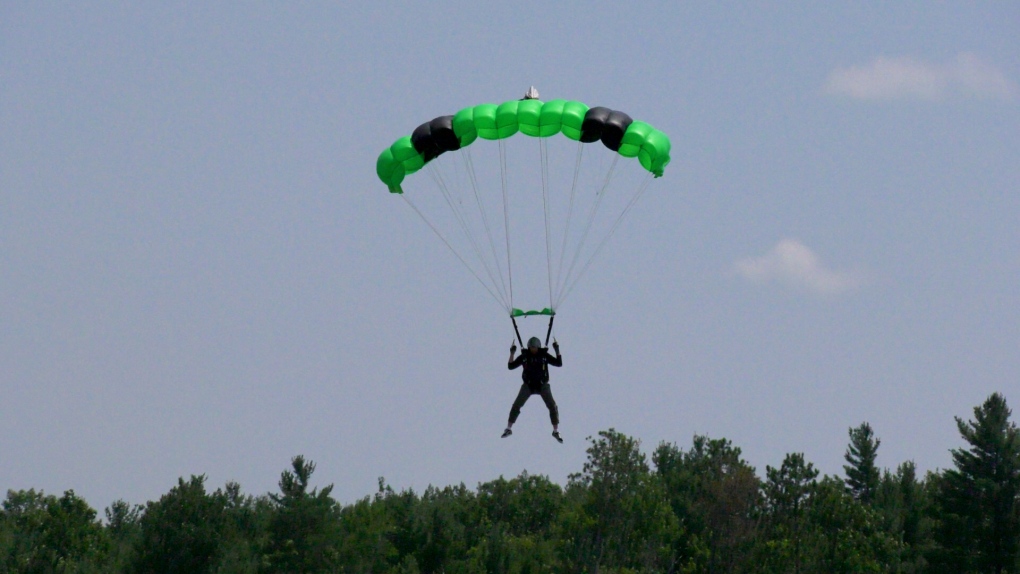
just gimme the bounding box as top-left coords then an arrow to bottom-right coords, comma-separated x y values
502,336 -> 563,443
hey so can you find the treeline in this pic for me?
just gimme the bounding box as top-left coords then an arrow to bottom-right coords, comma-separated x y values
3,392 -> 1019,573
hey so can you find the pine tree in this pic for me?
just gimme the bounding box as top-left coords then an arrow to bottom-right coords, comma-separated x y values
844,422 -> 881,504
934,393 -> 1020,574
265,456 -> 342,573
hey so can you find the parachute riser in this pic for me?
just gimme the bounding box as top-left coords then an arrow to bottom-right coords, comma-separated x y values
511,316 -> 524,349
544,315 -> 556,347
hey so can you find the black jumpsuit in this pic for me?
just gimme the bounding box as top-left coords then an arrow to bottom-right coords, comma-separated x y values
507,348 -> 562,425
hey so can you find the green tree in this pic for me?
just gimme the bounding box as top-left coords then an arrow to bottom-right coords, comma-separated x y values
844,422 -> 881,504
891,463 -> 926,551
264,456 -> 342,573
872,462 -> 934,573
103,500 -> 143,572
756,453 -> 820,574
1,489 -> 108,573
475,472 -> 563,574
215,482 -> 271,573
133,475 -> 228,574
406,484 -> 478,573
756,455 -> 901,574
373,484 -> 423,566
654,435 -> 759,573
2,489 -> 53,572
932,392 -> 1020,574
336,479 -> 398,572
562,429 -> 682,573
477,472 -> 562,539
808,476 -> 898,573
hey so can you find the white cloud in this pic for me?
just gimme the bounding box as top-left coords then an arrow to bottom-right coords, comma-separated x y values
824,53 -> 1016,101
735,239 -> 866,295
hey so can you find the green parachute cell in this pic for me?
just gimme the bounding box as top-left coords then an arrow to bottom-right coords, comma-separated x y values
560,100 -> 589,140
516,99 -> 544,136
618,121 -> 654,158
494,101 -> 521,139
536,99 -> 566,137
473,104 -> 500,140
451,107 -> 479,147
639,129 -> 671,177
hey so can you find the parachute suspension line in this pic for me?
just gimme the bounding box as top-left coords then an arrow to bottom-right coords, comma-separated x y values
462,149 -> 510,306
399,194 -> 509,312
426,163 -> 490,283
539,138 -> 554,312
558,171 -> 655,307
426,163 -> 510,308
499,139 -> 515,311
554,153 -> 620,308
552,141 -> 585,305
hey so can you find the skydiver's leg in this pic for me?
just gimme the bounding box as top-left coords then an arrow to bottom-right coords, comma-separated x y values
539,384 -> 559,428
540,384 -> 563,443
507,383 -> 532,427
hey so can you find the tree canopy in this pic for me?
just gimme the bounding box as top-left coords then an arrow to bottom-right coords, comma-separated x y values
2,392 -> 1018,573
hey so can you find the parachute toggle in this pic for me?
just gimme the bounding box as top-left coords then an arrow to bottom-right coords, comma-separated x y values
511,308 -> 555,317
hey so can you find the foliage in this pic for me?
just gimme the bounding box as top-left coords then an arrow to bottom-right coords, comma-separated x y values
2,393 -> 1017,573
132,475 -> 229,574
1,489 -> 108,573
264,456 -> 341,573
103,500 -> 142,571
560,429 -> 684,573
653,435 -> 758,573
931,392 -> 1020,574
844,422 -> 881,504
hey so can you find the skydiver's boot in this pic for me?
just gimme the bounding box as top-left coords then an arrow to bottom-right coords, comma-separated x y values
552,430 -> 563,443
501,428 -> 512,438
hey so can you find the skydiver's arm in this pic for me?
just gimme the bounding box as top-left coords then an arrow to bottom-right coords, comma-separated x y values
547,349 -> 563,367
508,353 -> 524,370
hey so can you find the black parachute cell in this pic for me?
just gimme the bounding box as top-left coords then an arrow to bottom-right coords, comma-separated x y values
412,116 -> 460,163
429,115 -> 460,152
600,110 -> 633,152
411,121 -> 442,163
580,107 -> 612,143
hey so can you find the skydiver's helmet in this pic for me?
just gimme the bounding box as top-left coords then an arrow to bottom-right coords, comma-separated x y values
527,337 -> 542,350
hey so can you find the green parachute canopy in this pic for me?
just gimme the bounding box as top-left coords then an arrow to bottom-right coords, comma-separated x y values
377,99 -> 671,194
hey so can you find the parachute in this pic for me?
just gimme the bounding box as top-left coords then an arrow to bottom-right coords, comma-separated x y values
376,89 -> 671,346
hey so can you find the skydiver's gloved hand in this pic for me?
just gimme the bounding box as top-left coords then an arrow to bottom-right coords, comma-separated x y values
552,341 -> 560,354
511,344 -> 517,354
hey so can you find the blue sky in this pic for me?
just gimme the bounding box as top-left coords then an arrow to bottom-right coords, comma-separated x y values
2,3 -> 1018,508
